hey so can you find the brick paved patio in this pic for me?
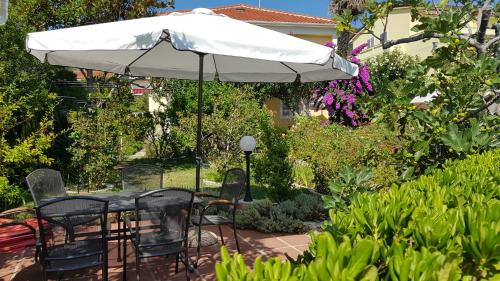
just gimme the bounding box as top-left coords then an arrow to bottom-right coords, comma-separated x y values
0,225 -> 310,281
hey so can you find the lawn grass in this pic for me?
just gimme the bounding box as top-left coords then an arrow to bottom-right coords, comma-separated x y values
122,157 -> 271,200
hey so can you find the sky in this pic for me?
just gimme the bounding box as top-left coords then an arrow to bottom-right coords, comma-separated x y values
172,0 -> 332,18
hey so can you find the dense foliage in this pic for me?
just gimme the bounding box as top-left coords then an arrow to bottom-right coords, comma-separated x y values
216,150 -> 500,280
254,125 -> 295,201
289,117 -> 398,194
0,0 -> 173,208
364,49 -> 422,120
161,80 -> 272,174
234,193 -> 324,234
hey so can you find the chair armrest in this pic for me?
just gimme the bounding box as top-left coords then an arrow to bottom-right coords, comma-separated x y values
194,192 -> 218,198
0,207 -> 35,218
207,199 -> 233,206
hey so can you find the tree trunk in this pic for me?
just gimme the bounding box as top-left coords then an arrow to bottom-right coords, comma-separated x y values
477,8 -> 491,44
337,31 -> 351,58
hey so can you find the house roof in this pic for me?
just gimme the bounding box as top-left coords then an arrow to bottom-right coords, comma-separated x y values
162,4 -> 334,25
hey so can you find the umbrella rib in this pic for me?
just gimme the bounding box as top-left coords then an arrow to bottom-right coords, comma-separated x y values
124,37 -> 169,74
280,62 -> 300,81
212,55 -> 219,75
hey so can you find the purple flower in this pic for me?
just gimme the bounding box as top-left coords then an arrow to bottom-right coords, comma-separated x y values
335,103 -> 341,110
346,111 -> 354,119
351,119 -> 358,126
328,80 -> 337,88
351,57 -> 361,64
351,43 -> 368,56
324,42 -> 336,48
323,93 -> 334,106
353,80 -> 363,94
347,94 -> 355,105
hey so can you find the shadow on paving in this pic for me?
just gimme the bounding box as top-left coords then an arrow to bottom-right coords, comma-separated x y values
0,225 -> 310,281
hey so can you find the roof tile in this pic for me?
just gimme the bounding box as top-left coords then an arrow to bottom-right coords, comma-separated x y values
163,4 -> 334,24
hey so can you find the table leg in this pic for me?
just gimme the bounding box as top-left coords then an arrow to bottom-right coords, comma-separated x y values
117,211 -> 122,262
122,218 -> 127,281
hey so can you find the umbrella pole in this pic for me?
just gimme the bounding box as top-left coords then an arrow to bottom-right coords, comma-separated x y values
195,53 -> 205,192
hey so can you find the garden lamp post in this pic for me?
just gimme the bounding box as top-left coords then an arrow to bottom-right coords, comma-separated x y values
239,136 -> 256,202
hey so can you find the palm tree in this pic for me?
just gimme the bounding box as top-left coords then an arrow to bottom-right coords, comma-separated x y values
330,0 -> 368,57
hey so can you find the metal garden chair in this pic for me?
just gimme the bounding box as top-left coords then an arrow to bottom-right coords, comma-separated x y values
26,169 -> 67,206
26,168 -> 94,242
123,188 -> 194,281
191,168 -> 246,267
36,196 -> 109,281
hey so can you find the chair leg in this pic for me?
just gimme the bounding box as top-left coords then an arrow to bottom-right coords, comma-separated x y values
35,244 -> 40,263
103,263 -> 108,281
185,249 -> 190,281
122,232 -> 127,281
218,225 -> 225,245
136,250 -> 140,281
195,224 -> 202,268
233,224 -> 241,253
175,253 -> 179,273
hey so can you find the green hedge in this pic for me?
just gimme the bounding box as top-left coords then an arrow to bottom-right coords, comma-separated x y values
215,149 -> 500,280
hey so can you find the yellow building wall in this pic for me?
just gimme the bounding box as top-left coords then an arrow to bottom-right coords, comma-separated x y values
294,34 -> 333,45
353,7 -> 495,60
265,97 -> 294,128
264,34 -> 333,127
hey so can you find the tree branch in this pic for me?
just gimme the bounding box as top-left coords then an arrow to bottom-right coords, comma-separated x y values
382,33 -> 445,49
481,35 -> 500,52
459,92 -> 500,122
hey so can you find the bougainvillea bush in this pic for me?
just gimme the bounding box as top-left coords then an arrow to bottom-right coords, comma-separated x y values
312,43 -> 373,127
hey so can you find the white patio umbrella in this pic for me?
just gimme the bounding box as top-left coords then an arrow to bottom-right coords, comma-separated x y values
26,8 -> 358,191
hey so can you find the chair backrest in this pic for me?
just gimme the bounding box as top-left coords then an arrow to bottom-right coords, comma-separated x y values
219,168 -> 246,203
26,169 -> 67,206
134,189 -> 194,247
122,164 -> 164,192
36,196 -> 108,266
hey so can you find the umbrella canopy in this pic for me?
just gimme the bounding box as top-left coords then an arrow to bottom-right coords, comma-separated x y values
26,8 -> 358,82
26,8 -> 358,191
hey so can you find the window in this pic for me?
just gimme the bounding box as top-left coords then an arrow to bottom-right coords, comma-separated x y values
380,32 -> 387,43
366,37 -> 375,49
280,100 -> 294,119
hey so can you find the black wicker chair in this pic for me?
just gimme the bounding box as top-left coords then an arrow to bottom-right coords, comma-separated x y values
191,168 -> 246,267
36,196 -> 109,281
123,188 -> 194,281
121,164 -> 164,192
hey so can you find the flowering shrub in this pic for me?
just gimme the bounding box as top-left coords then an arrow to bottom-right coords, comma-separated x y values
312,43 -> 373,127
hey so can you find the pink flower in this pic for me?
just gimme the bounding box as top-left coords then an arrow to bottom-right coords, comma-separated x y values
323,93 -> 334,106
324,42 -> 336,48
351,43 -> 368,56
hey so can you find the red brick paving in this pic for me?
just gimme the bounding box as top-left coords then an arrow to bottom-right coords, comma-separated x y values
0,225 -> 310,281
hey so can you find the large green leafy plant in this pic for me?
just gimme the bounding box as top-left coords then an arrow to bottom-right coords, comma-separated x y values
215,149 -> 500,280
357,0 -> 499,178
